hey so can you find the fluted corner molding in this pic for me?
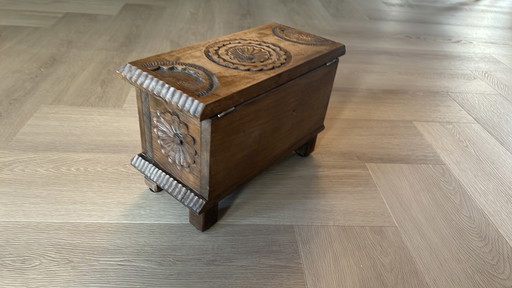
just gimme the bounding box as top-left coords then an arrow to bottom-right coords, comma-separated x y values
117,63 -> 205,118
131,154 -> 205,213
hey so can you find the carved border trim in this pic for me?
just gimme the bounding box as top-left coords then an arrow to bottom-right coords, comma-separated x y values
131,154 -> 205,213
117,64 -> 206,118
272,25 -> 334,46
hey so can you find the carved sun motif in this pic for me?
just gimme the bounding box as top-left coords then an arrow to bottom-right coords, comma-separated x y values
227,46 -> 270,63
204,39 -> 289,71
272,25 -> 334,46
153,111 -> 197,171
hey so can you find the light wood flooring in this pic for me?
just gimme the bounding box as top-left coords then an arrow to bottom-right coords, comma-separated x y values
1,1 -> 512,287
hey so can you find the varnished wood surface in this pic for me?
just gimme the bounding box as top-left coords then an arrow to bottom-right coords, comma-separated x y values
1,0 -> 512,287
128,23 -> 345,119
209,63 -> 336,200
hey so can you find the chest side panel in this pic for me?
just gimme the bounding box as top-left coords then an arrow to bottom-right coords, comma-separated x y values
148,94 -> 202,192
207,62 -> 338,201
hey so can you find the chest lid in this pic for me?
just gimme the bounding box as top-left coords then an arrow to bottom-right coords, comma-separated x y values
117,23 -> 345,120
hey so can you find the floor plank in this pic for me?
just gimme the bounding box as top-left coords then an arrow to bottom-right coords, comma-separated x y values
220,155 -> 395,226
364,8 -> 512,29
295,226 -> 429,288
494,54 -> 512,69
0,0 -> 511,287
450,92 -> 512,154
0,12 -> 113,147
329,88 -> 475,122
0,150 -> 188,223
335,63 -> 496,93
6,105 -> 140,154
48,4 -> 166,106
0,0 -> 123,15
319,118 -> 443,164
0,222 -> 305,288
471,68 -> 512,102
0,9 -> 63,27
343,46 -> 506,70
0,26 -> 36,51
416,123 -> 512,246
368,163 -> 512,288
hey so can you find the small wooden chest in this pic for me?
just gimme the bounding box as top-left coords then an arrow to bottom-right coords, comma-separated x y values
117,23 -> 345,231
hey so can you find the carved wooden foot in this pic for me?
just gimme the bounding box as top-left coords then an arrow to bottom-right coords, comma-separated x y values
295,135 -> 317,157
145,176 -> 162,192
189,203 -> 218,231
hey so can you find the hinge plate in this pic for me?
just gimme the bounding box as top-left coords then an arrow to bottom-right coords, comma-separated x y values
326,58 -> 339,66
217,107 -> 236,118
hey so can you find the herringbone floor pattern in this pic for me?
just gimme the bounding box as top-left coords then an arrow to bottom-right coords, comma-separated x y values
1,1 -> 512,287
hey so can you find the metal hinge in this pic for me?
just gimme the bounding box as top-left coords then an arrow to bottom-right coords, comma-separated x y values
326,58 -> 339,66
217,107 -> 236,118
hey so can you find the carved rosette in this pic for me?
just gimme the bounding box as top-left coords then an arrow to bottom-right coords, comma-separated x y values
273,25 -> 334,46
204,39 -> 290,71
153,111 -> 197,171
142,61 -> 217,97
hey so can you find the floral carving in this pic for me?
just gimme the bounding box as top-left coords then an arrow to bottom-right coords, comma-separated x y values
227,46 -> 270,63
153,111 -> 197,171
204,39 -> 290,71
273,25 -> 334,46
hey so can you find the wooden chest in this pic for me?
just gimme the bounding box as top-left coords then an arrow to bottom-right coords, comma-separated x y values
117,23 -> 345,231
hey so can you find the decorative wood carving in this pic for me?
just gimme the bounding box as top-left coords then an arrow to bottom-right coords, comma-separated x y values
131,154 -> 205,213
118,23 -> 345,231
117,64 -> 206,117
153,110 -> 197,171
273,25 -> 334,46
204,39 -> 290,71
142,62 -> 217,97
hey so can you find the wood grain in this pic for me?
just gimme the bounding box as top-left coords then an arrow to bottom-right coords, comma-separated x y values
0,9 -> 63,27
335,63 -> 497,93
495,54 -> 512,69
471,68 -> 512,102
0,150 -> 188,223
7,105 -> 140,154
342,46 -> 506,71
0,0 -> 123,15
416,123 -> 512,246
328,88 -> 475,122
369,163 -> 512,288
295,226 -> 429,288
0,12 -> 113,147
219,155 -> 395,226
318,118 -> 442,164
49,5 -> 167,107
0,223 -> 305,288
208,62 -> 337,200
149,94 -> 203,192
450,92 -> 512,154
0,26 -> 36,52
129,22 -> 345,119
0,0 -> 512,286
364,8 -> 512,29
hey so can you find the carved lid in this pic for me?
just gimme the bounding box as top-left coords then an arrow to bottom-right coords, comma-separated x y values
117,23 -> 345,120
